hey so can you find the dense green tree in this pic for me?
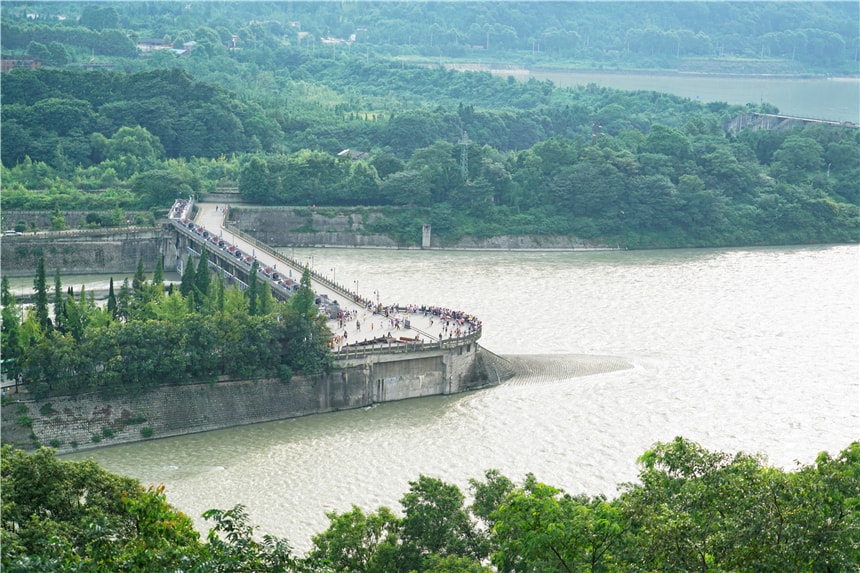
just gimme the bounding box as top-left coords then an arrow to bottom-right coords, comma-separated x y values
132,257 -> 146,293
116,278 -> 133,322
238,156 -> 272,203
199,505 -> 296,573
307,505 -> 401,573
1,446 -> 303,572
247,260 -> 260,317
180,257 -> 197,298
0,278 -> 23,382
26,40 -> 51,63
196,246 -> 212,303
153,256 -> 165,289
407,141 -> 460,203
771,135 -> 825,184
399,475 -> 486,571
79,5 -> 120,31
371,153 -> 406,180
32,256 -> 50,332
346,161 -> 382,205
62,288 -> 90,344
287,268 -> 315,320
49,207 -> 66,231
379,169 -> 431,206
1,445 -> 203,571
52,268 -> 64,333
130,167 -> 200,208
492,476 -> 624,573
46,41 -> 70,66
107,277 -> 118,318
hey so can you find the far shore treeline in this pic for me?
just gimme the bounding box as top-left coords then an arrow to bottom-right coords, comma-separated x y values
1,1 -> 858,249
3,65 -> 857,248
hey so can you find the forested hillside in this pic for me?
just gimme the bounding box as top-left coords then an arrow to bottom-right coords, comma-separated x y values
1,2 -> 858,248
3,2 -> 858,73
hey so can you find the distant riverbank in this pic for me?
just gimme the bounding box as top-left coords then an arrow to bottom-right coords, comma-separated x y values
422,60 -> 859,122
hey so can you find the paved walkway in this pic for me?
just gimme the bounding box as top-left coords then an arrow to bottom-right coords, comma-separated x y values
189,202 -> 469,350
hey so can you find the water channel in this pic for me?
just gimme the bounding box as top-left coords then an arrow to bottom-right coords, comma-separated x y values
64,244 -> 859,553
525,69 -> 859,122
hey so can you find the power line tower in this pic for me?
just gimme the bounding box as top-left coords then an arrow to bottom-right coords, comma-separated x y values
459,130 -> 470,182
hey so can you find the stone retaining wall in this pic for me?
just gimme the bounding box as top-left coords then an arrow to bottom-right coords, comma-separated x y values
3,345 -> 495,454
1,228 -> 163,277
229,206 -> 612,250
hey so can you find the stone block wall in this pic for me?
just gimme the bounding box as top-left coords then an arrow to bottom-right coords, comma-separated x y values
6,346 -> 493,454
1,229 -> 163,277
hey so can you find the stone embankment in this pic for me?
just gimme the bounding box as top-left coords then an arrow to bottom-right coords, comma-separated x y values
228,206 -> 614,250
2,344 -> 506,454
0,349 -> 640,454
0,227 -> 163,277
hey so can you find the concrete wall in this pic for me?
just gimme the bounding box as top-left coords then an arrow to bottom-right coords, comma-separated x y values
6,345 -> 496,454
229,206 -> 398,248
230,207 -> 612,250
1,228 -> 165,277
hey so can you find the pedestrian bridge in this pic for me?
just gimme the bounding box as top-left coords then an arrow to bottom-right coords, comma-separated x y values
167,199 -> 482,359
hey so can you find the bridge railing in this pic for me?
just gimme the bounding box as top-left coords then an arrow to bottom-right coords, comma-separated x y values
333,327 -> 482,361
221,220 -> 374,305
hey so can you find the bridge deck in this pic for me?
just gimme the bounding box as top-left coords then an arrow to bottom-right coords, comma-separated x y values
172,200 -> 480,354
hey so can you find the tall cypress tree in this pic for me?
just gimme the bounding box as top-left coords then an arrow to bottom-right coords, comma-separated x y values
107,277 -> 117,318
289,267 -> 316,319
153,256 -> 164,289
53,268 -> 65,332
132,258 -> 146,292
117,278 -> 132,322
247,260 -> 259,316
1,277 -> 22,381
215,273 -> 225,313
259,282 -> 273,316
195,247 -> 211,301
180,257 -> 196,298
33,256 -> 50,331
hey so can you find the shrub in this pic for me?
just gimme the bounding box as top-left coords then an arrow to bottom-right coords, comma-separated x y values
279,364 -> 293,382
140,427 -> 153,438
14,221 -> 26,233
126,415 -> 147,425
16,416 -> 33,428
30,382 -> 51,401
15,404 -> 28,415
85,212 -> 103,227
102,427 -> 114,439
70,440 -> 78,449
39,403 -> 56,416
134,212 -> 155,226
91,434 -> 101,443
49,438 -> 62,448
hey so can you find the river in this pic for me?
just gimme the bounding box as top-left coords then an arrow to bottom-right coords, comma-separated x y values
498,68 -> 858,122
64,244 -> 859,553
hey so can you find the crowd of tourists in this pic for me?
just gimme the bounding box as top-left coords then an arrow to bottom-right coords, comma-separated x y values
330,302 -> 481,351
